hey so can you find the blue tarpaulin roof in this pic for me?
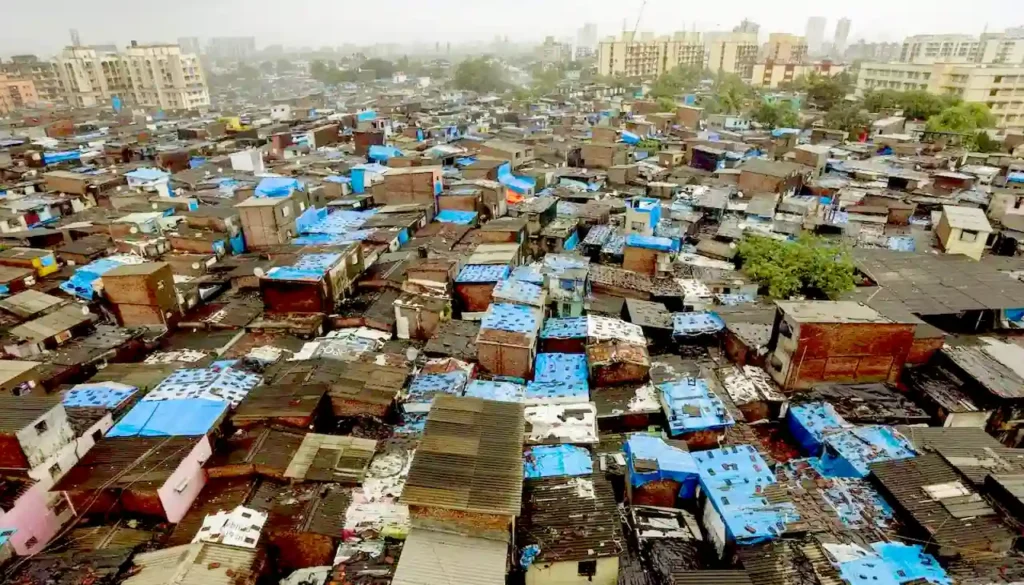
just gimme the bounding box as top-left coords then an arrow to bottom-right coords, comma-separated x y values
407,371 -> 468,404
660,378 -> 735,436
787,402 -> 851,455
481,303 -> 540,334
819,426 -> 916,478
43,151 -> 82,165
107,399 -> 228,437
435,210 -> 478,224
368,145 -> 403,161
63,382 -> 137,409
60,257 -> 134,300
464,380 -> 525,403
526,381 -> 589,403
626,233 -> 679,253
621,131 -> 640,145
540,317 -> 587,339
324,175 -> 351,184
524,444 -> 594,479
265,253 -> 341,281
493,279 -> 545,305
625,434 -> 699,497
125,167 -> 169,181
672,312 -> 725,336
694,445 -> 799,546
255,177 -> 303,197
510,264 -> 545,285
499,174 -> 536,194
535,353 -> 588,385
456,264 -> 511,283
835,542 -> 951,585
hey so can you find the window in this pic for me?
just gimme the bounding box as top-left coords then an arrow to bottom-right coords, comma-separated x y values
34,420 -> 48,434
174,478 -> 190,493
24,537 -> 37,549
578,560 -> 597,578
991,89 -> 999,97
960,230 -> 978,243
49,462 -> 61,478
92,429 -> 103,442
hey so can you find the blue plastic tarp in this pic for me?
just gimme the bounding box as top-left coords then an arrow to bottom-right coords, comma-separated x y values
106,399 -> 228,437
499,174 -> 536,195
787,402 -> 851,454
465,380 -> 525,403
524,444 -> 594,479
819,426 -> 916,478
625,434 -> 699,497
43,151 -> 81,165
255,177 -> 303,198
626,233 -> 678,253
435,210 -> 478,225
63,382 -> 137,408
540,317 -> 587,339
660,378 -> 734,436
125,167 -> 169,181
672,312 -> 725,336
368,145 -> 403,162
621,131 -> 640,145
481,303 -> 540,334
535,353 -> 588,385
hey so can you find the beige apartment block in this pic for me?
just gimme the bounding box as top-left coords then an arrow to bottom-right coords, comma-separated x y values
856,62 -> 1024,129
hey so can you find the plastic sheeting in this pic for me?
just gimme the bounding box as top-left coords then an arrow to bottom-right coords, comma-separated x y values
106,399 -> 228,437
786,402 -> 852,455
255,177 -> 303,198
625,434 -> 699,497
63,382 -> 137,409
524,444 -> 594,479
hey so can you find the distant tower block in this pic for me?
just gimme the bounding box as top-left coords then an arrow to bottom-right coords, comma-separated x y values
70,29 -> 81,47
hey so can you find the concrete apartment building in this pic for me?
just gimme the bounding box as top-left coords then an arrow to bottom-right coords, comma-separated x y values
56,43 -> 209,110
751,61 -> 846,89
704,31 -> 759,78
598,31 -> 705,78
856,62 -> 1024,129
0,56 -> 65,105
0,75 -> 38,115
763,33 -> 808,64
206,37 -> 256,61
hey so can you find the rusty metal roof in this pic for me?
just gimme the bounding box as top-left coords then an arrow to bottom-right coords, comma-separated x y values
54,437 -> 201,492
208,425 -> 306,477
230,384 -> 327,426
168,477 -> 258,546
738,538 -> 843,585
403,395 -> 525,516
518,472 -> 622,563
284,433 -> 377,483
869,454 -> 1017,557
0,394 -> 62,432
4,548 -> 134,585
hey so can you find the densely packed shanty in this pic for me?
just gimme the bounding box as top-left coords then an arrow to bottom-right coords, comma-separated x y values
4,68 -> 1024,585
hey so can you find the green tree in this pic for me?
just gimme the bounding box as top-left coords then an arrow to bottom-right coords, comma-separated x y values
656,97 -> 678,112
974,131 -> 1002,153
276,59 -> 294,74
453,57 -> 507,93
863,89 -> 903,113
824,103 -> 869,133
649,65 -> 702,99
737,234 -> 856,300
751,101 -> 800,129
900,90 -> 957,120
805,72 -> 852,111
926,103 -> 996,149
361,58 -> 395,79
259,60 -> 275,74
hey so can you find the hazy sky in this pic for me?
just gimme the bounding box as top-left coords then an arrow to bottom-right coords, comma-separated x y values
2,0 -> 1021,57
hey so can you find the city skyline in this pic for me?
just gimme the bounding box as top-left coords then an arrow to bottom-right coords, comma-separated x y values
1,0 -> 1020,58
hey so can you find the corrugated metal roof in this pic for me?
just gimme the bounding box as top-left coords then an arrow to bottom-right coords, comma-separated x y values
869,454 -> 1017,557
284,434 -> 377,483
518,472 -> 622,562
0,394 -> 62,432
392,528 -> 507,585
123,542 -> 260,585
403,395 -> 525,516
54,437 -> 201,491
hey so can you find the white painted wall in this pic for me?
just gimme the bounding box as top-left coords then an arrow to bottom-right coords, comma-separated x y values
15,404 -> 76,470
525,557 -> 619,585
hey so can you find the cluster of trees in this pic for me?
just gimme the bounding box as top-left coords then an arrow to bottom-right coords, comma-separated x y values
452,57 -> 508,93
310,57 -> 400,85
737,234 -> 857,300
859,88 -> 999,150
259,59 -> 296,75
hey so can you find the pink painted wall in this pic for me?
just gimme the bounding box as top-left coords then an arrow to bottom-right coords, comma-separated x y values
0,481 -> 71,555
157,435 -> 212,523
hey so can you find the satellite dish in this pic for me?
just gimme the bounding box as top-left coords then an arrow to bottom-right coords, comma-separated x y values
217,167 -> 223,173
191,263 -> 200,270
254,267 -> 265,277
81,306 -> 90,316
130,227 -> 138,234
151,203 -> 158,209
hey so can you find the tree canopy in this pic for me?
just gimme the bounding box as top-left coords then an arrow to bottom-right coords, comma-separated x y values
823,103 -> 869,133
361,58 -> 395,79
310,60 -> 357,85
453,57 -> 507,93
737,234 -> 857,300
648,65 -> 703,99
805,71 -> 854,111
751,101 -> 800,129
926,102 -> 997,149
